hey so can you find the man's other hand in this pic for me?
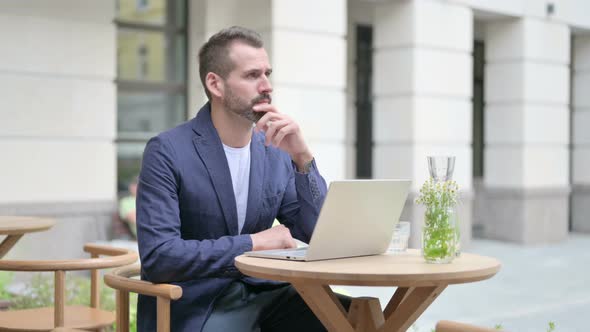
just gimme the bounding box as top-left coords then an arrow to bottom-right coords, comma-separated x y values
250,225 -> 297,251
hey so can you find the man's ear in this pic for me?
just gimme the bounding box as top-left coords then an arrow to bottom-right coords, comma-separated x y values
205,72 -> 224,99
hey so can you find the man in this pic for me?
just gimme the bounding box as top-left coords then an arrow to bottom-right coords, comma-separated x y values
136,26 -> 350,331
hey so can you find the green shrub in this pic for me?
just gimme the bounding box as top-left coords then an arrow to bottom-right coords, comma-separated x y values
0,271 -> 14,300
0,272 -> 138,332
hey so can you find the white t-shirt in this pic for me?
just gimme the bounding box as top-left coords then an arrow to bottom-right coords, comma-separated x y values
222,141 -> 251,234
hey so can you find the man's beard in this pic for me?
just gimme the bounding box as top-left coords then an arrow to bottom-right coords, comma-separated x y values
223,88 -> 272,123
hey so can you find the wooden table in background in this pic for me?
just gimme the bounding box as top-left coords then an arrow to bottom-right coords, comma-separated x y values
0,216 -> 55,258
236,249 -> 501,332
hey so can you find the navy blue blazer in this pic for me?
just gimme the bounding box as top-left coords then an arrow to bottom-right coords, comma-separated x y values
135,103 -> 328,332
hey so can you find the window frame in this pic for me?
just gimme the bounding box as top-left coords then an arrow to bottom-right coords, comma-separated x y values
115,0 -> 188,189
115,0 -> 188,144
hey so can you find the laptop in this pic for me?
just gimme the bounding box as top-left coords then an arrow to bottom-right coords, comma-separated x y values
244,179 -> 411,261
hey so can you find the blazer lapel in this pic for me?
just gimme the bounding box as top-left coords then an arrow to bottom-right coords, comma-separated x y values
241,133 -> 266,234
191,104 -> 239,235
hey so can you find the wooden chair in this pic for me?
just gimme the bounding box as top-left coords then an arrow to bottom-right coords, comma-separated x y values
0,244 -> 137,331
104,264 -> 182,332
435,320 -> 501,332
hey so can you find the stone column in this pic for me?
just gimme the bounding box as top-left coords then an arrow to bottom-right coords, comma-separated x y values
188,0 -> 207,117
572,35 -> 590,232
0,1 -> 116,258
269,0 -> 348,182
483,18 -> 570,243
373,0 -> 473,247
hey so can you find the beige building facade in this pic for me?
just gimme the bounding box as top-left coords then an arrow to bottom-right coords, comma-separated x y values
0,0 -> 589,258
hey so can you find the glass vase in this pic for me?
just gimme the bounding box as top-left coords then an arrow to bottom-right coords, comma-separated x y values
422,205 -> 457,264
426,155 -> 461,258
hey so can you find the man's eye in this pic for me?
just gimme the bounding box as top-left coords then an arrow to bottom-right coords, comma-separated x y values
248,72 -> 258,78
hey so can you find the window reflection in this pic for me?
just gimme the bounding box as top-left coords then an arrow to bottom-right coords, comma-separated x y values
118,30 -> 165,82
117,29 -> 185,83
115,0 -> 187,188
137,43 -> 149,79
118,92 -> 185,139
117,0 -> 166,25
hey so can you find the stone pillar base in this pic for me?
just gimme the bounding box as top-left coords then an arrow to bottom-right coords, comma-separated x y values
572,185 -> 590,233
477,187 -> 570,244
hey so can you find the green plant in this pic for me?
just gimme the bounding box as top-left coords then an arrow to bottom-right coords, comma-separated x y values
112,292 -> 138,332
416,179 -> 459,261
130,292 -> 138,332
416,179 -> 459,210
7,273 -> 115,311
2,272 -> 138,332
10,273 -> 54,309
491,321 -> 556,331
0,271 -> 15,300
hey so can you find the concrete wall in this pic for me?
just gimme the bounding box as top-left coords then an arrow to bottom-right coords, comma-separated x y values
271,0 -> 348,183
0,0 -> 116,258
451,0 -> 590,30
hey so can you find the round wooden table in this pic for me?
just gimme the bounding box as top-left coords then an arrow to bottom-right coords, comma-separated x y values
235,249 -> 501,332
0,216 -> 55,258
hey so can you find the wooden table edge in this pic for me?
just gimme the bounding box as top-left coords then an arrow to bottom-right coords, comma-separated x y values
235,255 -> 501,286
0,217 -> 56,235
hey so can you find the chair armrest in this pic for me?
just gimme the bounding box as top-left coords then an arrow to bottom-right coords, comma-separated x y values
435,320 -> 500,332
104,264 -> 182,300
84,243 -> 132,257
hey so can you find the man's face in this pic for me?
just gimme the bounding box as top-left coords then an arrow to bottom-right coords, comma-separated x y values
221,42 -> 273,123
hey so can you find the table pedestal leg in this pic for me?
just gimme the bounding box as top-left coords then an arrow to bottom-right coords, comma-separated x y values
0,235 -> 23,258
348,297 -> 384,332
292,283 -> 447,332
381,285 -> 447,332
292,283 -> 356,332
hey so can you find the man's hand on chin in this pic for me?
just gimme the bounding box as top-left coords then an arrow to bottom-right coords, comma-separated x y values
253,104 -> 314,172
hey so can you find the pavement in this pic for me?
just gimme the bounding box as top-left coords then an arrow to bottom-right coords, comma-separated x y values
338,234 -> 590,332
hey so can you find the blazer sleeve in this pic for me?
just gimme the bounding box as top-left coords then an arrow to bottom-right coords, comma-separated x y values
136,136 -> 252,283
276,158 -> 328,243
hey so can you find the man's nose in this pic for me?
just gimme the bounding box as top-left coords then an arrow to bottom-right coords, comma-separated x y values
259,75 -> 273,94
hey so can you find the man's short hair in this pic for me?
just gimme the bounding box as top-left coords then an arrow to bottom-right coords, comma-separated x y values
198,26 -> 264,100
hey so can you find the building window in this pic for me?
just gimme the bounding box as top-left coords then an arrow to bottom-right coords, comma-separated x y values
355,25 -> 373,179
115,0 -> 187,190
136,0 -> 149,11
472,41 -> 485,179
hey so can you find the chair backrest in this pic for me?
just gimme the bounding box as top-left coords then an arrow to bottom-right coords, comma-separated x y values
104,264 -> 182,332
436,320 -> 501,332
0,244 -> 137,329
